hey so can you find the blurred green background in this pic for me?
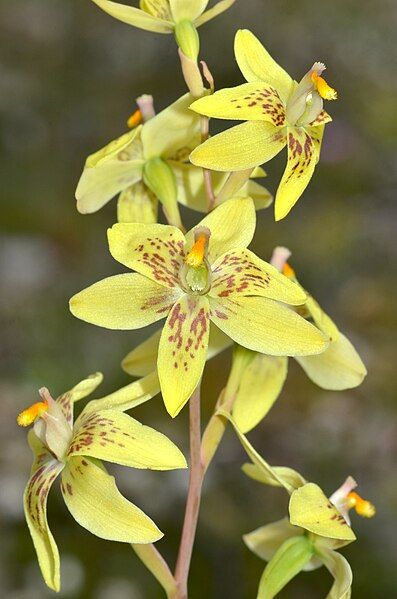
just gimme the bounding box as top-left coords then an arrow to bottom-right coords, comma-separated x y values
1,1 -> 396,597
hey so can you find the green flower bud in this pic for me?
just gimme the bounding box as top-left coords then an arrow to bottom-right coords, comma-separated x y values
143,157 -> 183,229
174,20 -> 200,61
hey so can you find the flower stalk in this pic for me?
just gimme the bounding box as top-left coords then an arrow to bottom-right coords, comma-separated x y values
174,383 -> 203,599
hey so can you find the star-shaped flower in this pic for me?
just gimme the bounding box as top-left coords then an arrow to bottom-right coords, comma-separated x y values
231,260 -> 367,433
190,29 -> 337,220
90,0 -> 236,36
17,373 -> 186,591
219,412 -> 374,599
70,197 -> 328,417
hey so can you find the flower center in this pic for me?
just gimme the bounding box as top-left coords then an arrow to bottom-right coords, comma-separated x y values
346,492 -> 376,518
286,62 -> 337,126
17,387 -> 73,461
180,227 -> 212,295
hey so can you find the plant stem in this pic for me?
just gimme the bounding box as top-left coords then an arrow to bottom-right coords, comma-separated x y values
174,384 -> 203,599
132,544 -> 178,599
200,116 -> 216,212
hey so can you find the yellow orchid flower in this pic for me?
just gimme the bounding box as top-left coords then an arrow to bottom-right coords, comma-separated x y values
190,29 -> 338,221
90,1 -> 236,54
76,93 -> 201,228
231,258 -> 366,433
69,197 -> 329,417
76,92 -> 272,225
218,411 -> 374,598
17,373 -> 186,592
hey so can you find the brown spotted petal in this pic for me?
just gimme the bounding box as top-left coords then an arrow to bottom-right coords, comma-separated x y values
68,409 -> 187,470
108,223 -> 186,288
24,431 -> 64,592
209,295 -> 328,357
70,273 -> 183,330
56,373 -> 103,426
209,248 -> 307,305
310,109 -> 332,127
60,456 -> 163,543
190,82 -> 286,127
158,294 -> 210,417
274,126 -> 318,221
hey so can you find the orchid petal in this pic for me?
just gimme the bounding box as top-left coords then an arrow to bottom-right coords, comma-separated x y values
217,411 -> 305,493
91,0 -> 174,33
289,483 -> 356,541
61,457 -> 163,543
108,222 -> 185,288
69,409 -> 186,470
140,0 -> 172,20
195,0 -> 236,26
210,249 -> 307,304
242,462 -> 307,492
56,372 -> 103,425
142,93 -> 200,160
83,371 -> 161,413
70,273 -> 182,329
190,83 -> 286,126
209,295 -> 328,357
117,182 -> 158,224
232,355 -> 288,433
24,431 -> 64,592
275,126 -> 318,221
190,120 -> 286,172
158,294 -> 210,417
76,128 -> 144,214
170,0 -> 208,22
234,29 -> 294,103
320,549 -> 353,599
244,518 -> 304,562
185,197 -> 256,263
296,332 -> 367,390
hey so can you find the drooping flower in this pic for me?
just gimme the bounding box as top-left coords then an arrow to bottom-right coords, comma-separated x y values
76,93 -> 200,229
69,197 -> 328,417
218,411 -> 374,598
17,373 -> 186,591
190,29 -> 337,220
231,259 -> 366,433
76,93 -> 272,225
90,1 -> 236,48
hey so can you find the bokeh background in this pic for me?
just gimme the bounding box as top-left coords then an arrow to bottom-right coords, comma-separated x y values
1,1 -> 396,597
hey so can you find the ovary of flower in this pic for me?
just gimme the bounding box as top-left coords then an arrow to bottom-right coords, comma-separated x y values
190,30 -> 337,221
346,492 -> 376,518
69,197 -> 329,417
18,373 -> 186,592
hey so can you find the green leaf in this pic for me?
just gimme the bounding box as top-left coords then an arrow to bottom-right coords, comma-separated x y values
257,536 -> 314,598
